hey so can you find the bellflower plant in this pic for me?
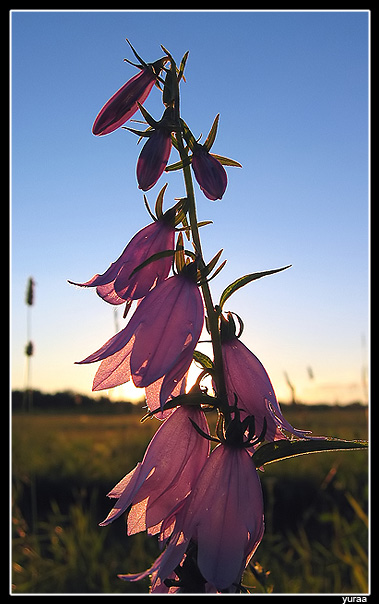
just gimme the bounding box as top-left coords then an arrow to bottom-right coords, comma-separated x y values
71,41 -> 368,594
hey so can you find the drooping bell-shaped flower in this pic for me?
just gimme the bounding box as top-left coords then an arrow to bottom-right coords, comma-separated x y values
100,406 -> 210,536
120,442 -> 264,593
191,143 -> 228,201
68,212 -> 175,305
76,263 -> 204,405
92,54 -> 166,136
220,313 -> 322,441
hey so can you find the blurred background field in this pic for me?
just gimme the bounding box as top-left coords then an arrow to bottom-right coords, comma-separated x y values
11,392 -> 369,594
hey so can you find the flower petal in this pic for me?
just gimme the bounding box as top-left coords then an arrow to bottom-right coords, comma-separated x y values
99,463 -> 143,525
130,275 -> 204,388
92,336 -> 134,391
185,445 -> 264,590
101,407 -> 210,536
222,337 -> 317,441
145,370 -> 187,420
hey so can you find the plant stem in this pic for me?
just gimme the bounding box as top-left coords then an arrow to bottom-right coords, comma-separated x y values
168,52 -> 230,423
175,131 -> 229,422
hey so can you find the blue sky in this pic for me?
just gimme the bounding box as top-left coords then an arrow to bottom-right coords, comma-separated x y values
11,10 -> 369,404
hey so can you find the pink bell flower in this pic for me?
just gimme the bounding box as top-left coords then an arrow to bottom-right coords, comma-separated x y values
191,144 -> 227,201
221,314 -> 322,441
137,128 -> 173,191
68,215 -> 175,305
76,268 -> 204,404
92,58 -> 165,136
121,443 -> 264,592
100,406 -> 210,536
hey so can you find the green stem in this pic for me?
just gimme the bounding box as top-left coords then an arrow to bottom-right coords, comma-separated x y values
175,131 -> 230,422
168,52 -> 230,423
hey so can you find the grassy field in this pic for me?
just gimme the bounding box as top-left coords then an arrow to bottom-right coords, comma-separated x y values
11,403 -> 369,594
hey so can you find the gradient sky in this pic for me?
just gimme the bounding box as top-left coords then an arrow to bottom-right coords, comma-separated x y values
11,10 -> 370,405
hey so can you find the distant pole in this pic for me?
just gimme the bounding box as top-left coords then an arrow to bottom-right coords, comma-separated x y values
284,371 -> 297,405
23,277 -> 35,412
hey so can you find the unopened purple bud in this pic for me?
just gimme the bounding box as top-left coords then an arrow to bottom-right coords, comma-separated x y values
92,61 -> 163,136
191,145 -> 227,201
137,128 -> 172,191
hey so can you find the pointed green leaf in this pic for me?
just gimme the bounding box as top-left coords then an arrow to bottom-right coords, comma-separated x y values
143,195 -> 157,222
174,232 -> 185,273
128,249 -> 176,278
252,437 -> 368,469
154,183 -> 168,218
204,114 -> 220,152
165,157 -> 192,172
189,418 -> 220,443
178,50 -> 189,82
219,265 -> 291,309
140,388 -> 217,421
175,214 -> 190,237
193,350 -> 214,369
206,259 -> 227,283
170,132 -> 180,151
137,102 -> 159,128
123,126 -> 153,139
200,249 -> 223,280
175,220 -> 213,232
197,220 -> 213,228
210,153 -> 242,168
180,119 -> 197,151
160,44 -> 175,66
125,38 -> 148,68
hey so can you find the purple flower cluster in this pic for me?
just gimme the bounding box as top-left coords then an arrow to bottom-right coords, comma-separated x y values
70,229 -> 319,591
70,43 -> 324,593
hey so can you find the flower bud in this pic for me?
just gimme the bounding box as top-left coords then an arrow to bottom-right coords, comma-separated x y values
92,59 -> 165,136
135,106 -> 176,191
137,128 -> 172,191
191,144 -> 227,201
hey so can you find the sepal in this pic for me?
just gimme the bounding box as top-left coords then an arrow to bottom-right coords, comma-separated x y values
154,182 -> 168,218
210,153 -> 242,168
193,350 -> 214,370
198,249 -> 224,282
140,386 -> 218,422
128,249 -> 177,279
204,114 -> 220,152
165,156 -> 192,172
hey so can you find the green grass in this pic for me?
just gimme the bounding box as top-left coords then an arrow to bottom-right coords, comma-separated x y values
11,405 -> 369,594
